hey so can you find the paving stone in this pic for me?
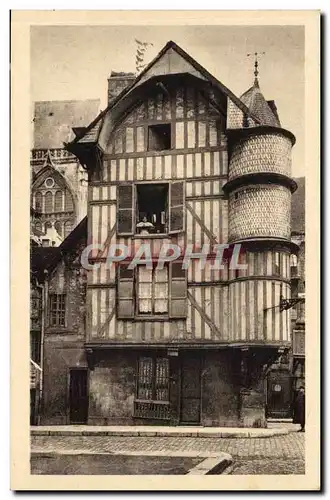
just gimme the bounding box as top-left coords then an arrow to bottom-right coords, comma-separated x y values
31,433 -> 305,461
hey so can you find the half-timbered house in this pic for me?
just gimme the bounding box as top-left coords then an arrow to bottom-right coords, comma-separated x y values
60,40 -> 298,427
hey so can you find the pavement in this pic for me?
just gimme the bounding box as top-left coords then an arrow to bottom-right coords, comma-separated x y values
31,422 -> 300,438
31,429 -> 304,460
31,422 -> 304,475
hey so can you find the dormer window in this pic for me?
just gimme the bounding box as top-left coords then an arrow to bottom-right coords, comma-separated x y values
148,124 -> 171,151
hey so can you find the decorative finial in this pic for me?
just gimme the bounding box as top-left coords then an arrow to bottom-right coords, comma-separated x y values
247,52 -> 266,87
135,39 -> 153,73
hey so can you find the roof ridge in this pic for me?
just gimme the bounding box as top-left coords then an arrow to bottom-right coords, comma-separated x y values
66,40 -> 260,147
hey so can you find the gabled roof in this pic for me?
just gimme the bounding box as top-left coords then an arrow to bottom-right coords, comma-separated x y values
67,41 -> 260,148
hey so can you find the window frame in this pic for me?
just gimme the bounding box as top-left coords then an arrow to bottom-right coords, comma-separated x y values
147,123 -> 172,152
49,293 -> 67,328
135,182 -> 169,236
135,264 -> 169,317
116,261 -> 187,320
135,355 -> 170,403
117,181 -> 185,238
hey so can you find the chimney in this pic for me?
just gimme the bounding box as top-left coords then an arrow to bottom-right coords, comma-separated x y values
108,71 -> 136,105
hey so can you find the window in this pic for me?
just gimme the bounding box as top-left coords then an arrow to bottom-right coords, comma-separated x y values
117,182 -> 185,236
55,190 -> 63,212
274,252 -> 281,275
148,124 -> 171,151
137,356 -> 169,402
137,266 -> 168,315
117,262 -> 186,319
35,191 -> 42,212
49,294 -> 66,327
44,177 -> 55,188
65,190 -> 74,212
136,184 -> 168,234
290,254 -> 298,267
45,191 -> 53,213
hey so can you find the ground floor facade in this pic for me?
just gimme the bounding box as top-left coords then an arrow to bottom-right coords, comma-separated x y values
40,338 -> 288,427
266,356 -> 305,419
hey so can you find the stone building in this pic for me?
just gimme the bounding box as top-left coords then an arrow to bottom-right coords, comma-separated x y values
36,41 -> 302,427
30,99 -> 100,246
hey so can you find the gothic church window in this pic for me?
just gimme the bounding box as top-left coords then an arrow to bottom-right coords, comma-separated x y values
35,191 -> 42,212
55,190 -> 63,212
65,190 -> 74,211
45,191 -> 53,213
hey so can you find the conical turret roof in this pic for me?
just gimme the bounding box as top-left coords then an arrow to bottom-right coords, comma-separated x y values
239,82 -> 281,128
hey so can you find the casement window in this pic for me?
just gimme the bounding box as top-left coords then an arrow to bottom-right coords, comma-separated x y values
137,266 -> 168,315
148,124 -> 171,151
137,356 -> 169,402
117,262 -> 187,319
117,181 -> 185,236
49,294 -> 66,327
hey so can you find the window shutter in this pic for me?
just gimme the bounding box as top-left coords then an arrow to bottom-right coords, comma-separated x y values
169,262 -> 187,318
117,264 -> 134,318
169,181 -> 185,234
117,185 -> 134,235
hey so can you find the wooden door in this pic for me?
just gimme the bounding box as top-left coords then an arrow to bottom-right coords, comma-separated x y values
69,369 -> 88,424
267,370 -> 292,419
180,355 -> 201,424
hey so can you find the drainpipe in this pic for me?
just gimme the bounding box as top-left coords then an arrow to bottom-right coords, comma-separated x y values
35,270 -> 48,425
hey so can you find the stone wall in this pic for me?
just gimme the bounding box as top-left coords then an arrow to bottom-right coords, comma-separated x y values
88,352 -> 136,425
201,351 -> 240,427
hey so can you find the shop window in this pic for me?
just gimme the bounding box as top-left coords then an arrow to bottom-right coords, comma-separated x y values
148,124 -> 171,151
49,294 -> 66,327
137,356 -> 169,402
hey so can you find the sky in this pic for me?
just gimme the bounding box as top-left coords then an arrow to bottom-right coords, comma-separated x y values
30,25 -> 304,176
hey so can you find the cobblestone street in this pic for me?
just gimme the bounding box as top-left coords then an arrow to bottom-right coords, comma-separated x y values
31,431 -> 305,474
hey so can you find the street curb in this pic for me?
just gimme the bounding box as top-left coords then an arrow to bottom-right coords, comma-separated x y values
30,450 -> 233,475
186,454 -> 233,475
31,428 -> 289,438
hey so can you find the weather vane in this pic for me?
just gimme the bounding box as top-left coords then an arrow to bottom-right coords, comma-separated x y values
247,52 -> 266,86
